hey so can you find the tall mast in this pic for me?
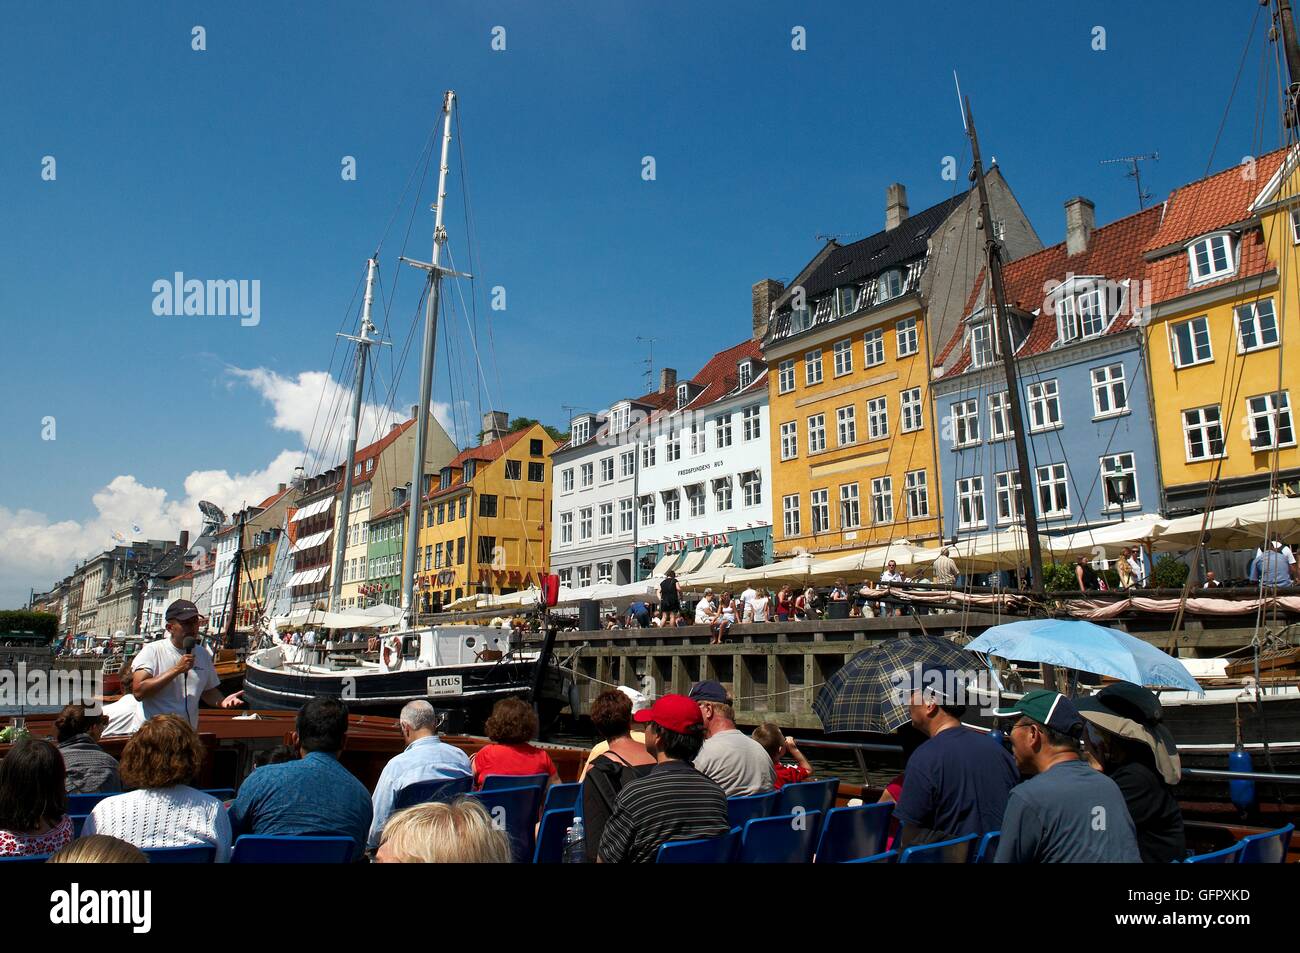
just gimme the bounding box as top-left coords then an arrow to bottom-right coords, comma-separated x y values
223,508 -> 247,647
330,256 -> 384,611
400,91 -> 461,629
964,97 -> 1045,594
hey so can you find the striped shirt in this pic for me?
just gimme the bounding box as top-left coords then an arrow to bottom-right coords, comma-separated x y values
598,760 -> 729,863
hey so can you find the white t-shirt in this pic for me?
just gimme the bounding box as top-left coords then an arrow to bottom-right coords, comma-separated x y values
740,587 -> 758,608
131,639 -> 220,729
102,693 -> 145,737
695,598 -> 716,624
751,596 -> 771,622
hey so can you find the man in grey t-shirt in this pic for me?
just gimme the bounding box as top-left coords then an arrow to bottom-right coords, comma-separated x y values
689,681 -> 775,797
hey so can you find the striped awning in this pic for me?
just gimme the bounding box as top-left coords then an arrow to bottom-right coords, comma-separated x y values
291,498 -> 333,522
650,552 -> 680,577
698,545 -> 733,572
288,565 -> 329,587
291,529 -> 331,553
676,549 -> 708,575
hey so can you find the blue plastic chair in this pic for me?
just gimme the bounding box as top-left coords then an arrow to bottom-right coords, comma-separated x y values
728,791 -> 779,830
656,828 -> 740,863
737,811 -> 822,863
844,849 -> 897,863
0,853 -> 50,863
973,831 -> 1000,863
467,785 -> 544,863
899,833 -> 979,864
71,814 -> 89,837
230,835 -> 355,864
392,775 -> 473,810
201,788 -> 236,802
1238,823 -> 1294,864
542,782 -> 581,814
143,844 -> 216,863
67,793 -> 113,815
1185,842 -> 1245,864
813,803 -> 894,864
776,779 -> 838,818
533,807 -> 576,864
482,772 -> 549,792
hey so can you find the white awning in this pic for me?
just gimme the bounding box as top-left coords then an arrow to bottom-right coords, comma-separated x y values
676,549 -> 708,575
288,565 -> 330,587
291,529 -> 331,553
698,545 -> 733,572
650,552 -> 681,577
291,498 -> 333,522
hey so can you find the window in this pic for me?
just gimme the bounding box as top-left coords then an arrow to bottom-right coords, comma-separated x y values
952,399 -> 980,446
572,419 -> 590,444
1027,380 -> 1062,431
896,316 -> 919,357
424,545 -> 432,571
599,502 -> 614,536
458,498 -> 466,520
867,397 -> 889,439
738,360 -> 753,389
807,414 -> 827,453
971,323 -> 995,368
1170,316 -> 1213,367
561,468 -> 574,493
425,507 -> 434,528
1247,392 -> 1295,450
715,415 -> 732,449
778,359 -> 796,394
579,507 -> 593,540
595,561 -> 613,584
836,405 -> 857,445
864,329 -> 885,368
870,477 -> 893,524
580,463 -> 594,487
782,495 -> 801,538
995,471 -> 1023,524
598,457 -> 613,483
805,350 -> 823,385
1293,209 -> 1300,244
620,451 -> 635,477
810,489 -> 830,533
741,471 -> 761,508
714,477 -> 733,512
837,286 -> 858,317
1035,463 -> 1070,518
833,338 -> 854,376
666,430 -> 681,461
840,483 -> 861,529
899,387 -> 923,433
780,421 -> 798,460
1235,299 -> 1278,353
1077,285 -> 1106,338
641,444 -> 656,468
477,535 -> 497,565
988,391 -> 1012,440
479,494 -> 498,518
1091,364 -> 1128,417
905,469 -> 929,519
1101,453 -> 1139,509
526,461 -> 545,483
436,503 -> 445,525
690,422 -> 705,455
577,565 -> 591,587
956,477 -> 985,529
1183,405 -> 1225,460
790,303 -> 813,333
662,490 -> 680,522
640,495 -> 656,526
1188,233 -> 1234,283
530,438 -> 543,456
876,269 -> 903,303
557,568 -> 572,586
560,512 -> 573,544
609,404 -> 630,434
503,459 -> 521,481
742,405 -> 761,441
676,383 -> 690,409
687,485 -> 706,518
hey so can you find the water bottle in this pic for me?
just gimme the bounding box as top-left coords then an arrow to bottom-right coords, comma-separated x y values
562,816 -> 586,863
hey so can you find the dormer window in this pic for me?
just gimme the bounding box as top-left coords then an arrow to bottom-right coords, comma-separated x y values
608,403 -> 630,435
737,360 -> 753,389
438,469 -> 451,490
676,383 -> 690,409
1054,279 -> 1113,343
875,269 -> 904,304
837,286 -> 857,317
789,304 -> 812,333
571,417 -> 591,445
1188,233 -> 1235,284
970,322 -> 997,368
463,460 -> 476,481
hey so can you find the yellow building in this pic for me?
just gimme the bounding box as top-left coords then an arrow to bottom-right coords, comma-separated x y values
415,414 -> 556,612
759,181 -> 1041,557
1142,147 -> 1300,515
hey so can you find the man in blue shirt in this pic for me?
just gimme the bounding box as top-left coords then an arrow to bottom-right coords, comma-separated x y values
367,700 -> 472,851
893,664 -> 1018,849
1250,543 -> 1293,586
230,697 -> 373,861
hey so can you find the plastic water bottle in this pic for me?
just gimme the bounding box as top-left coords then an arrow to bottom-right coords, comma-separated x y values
562,816 -> 586,863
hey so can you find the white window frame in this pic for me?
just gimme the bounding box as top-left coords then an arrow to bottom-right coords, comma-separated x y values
1100,453 -> 1140,511
737,360 -> 753,389
838,286 -> 858,317
1246,391 -> 1295,451
662,489 -> 681,522
778,359 -> 796,394
641,444 -> 656,469
579,507 -> 593,541
988,391 -> 1012,441
1035,463 -> 1071,518
598,502 -> 614,537
1090,363 -> 1129,418
896,316 -> 919,357
833,338 -> 854,377
836,405 -> 857,446
1183,404 -> 1226,461
741,471 -> 762,508
956,476 -> 986,530
1188,232 -> 1235,285
867,396 -> 889,440
780,421 -> 798,460
805,349 -> 824,386
742,405 -> 761,441
1026,380 -> 1062,432
1235,299 -> 1279,354
900,387 -> 923,433
619,497 -> 634,532
863,328 -> 885,368
580,463 -> 594,488
620,450 -> 635,478
876,269 -> 903,303
714,415 -> 733,449
870,477 -> 893,525
904,469 -> 929,519
599,457 -> 615,484
807,414 -> 826,453
970,322 -> 995,368
690,421 -> 705,456
782,494 -> 801,538
639,495 -> 656,526
839,483 -> 861,530
561,468 -> 574,493
953,398 -> 980,447
713,476 -> 733,512
1170,315 -> 1214,368
687,484 -> 706,518
666,429 -> 681,462
994,471 -> 1023,524
810,488 -> 830,534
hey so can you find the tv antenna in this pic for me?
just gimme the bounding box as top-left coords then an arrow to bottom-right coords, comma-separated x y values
815,232 -> 863,243
1100,152 -> 1159,209
636,335 -> 656,393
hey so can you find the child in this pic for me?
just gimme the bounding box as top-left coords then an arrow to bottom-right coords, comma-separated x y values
751,722 -> 813,788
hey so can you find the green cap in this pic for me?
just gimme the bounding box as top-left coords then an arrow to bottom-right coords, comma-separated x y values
993,690 -> 1082,736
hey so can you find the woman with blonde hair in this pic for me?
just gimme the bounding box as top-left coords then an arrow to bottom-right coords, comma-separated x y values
375,799 -> 511,863
48,834 -> 147,864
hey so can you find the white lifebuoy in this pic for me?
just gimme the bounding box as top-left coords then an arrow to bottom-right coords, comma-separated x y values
381,635 -> 404,672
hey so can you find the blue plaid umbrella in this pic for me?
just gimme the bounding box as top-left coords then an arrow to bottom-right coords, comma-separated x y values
813,635 -> 982,734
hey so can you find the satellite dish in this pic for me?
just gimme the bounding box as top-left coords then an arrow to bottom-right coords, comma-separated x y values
198,501 -> 226,526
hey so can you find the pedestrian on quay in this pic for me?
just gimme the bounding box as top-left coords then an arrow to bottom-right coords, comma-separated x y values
690,680 -> 775,797
695,589 -> 718,630
750,588 -> 772,622
1116,548 -> 1135,589
658,569 -> 682,626
626,600 -> 651,628
776,586 -> 794,621
994,691 -> 1141,863
1075,555 -> 1102,593
712,592 -> 737,643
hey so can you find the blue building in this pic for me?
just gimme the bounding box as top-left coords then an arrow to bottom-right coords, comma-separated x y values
930,200 -> 1165,563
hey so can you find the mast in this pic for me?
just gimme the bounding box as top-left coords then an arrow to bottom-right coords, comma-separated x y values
1279,0 -> 1300,128
223,508 -> 247,648
329,256 -> 384,611
963,97 -> 1045,595
400,91 -> 462,629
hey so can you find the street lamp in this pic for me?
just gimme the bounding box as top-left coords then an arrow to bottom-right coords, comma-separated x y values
1105,473 -> 1136,523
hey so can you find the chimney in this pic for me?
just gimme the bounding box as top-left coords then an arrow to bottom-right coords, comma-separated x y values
659,367 -> 677,395
885,183 -> 909,231
178,530 -> 189,552
1065,196 -> 1095,256
277,483 -> 286,493
409,403 -> 419,420
752,279 -> 783,341
481,410 -> 509,445
389,422 -> 401,433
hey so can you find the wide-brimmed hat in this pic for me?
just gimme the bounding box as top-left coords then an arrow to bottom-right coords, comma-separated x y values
1075,681 -> 1182,785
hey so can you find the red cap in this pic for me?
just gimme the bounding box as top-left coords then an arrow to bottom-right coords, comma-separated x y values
633,693 -> 704,734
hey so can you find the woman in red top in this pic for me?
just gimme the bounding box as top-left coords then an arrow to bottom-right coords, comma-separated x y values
0,737 -> 75,857
471,697 -> 560,789
775,587 -> 794,621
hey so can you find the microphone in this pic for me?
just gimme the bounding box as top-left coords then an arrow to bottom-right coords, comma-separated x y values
182,637 -> 196,655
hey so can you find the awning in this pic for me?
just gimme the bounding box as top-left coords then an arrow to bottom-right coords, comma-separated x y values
291,498 -> 333,522
676,549 -> 708,575
650,552 -> 681,577
291,529 -> 331,553
287,565 -> 330,587
698,545 -> 733,572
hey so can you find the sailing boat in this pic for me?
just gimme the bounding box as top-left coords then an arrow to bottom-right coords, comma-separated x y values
242,92 -> 573,727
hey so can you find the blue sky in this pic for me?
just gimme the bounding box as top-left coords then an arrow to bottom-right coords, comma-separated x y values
0,0 -> 1283,605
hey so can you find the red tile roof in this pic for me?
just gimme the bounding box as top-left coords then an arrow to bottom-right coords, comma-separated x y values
936,204 -> 1164,376
680,338 -> 766,410
425,426 -> 537,501
255,486 -> 293,510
